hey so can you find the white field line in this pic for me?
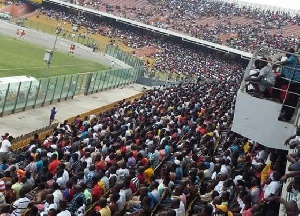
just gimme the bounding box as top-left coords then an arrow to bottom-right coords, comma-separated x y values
0,64 -> 97,71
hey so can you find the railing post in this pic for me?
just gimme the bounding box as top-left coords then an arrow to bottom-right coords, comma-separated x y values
12,82 -> 22,114
84,73 -> 93,95
58,76 -> 66,101
42,78 -> 51,106
102,71 -> 108,91
66,75 -> 73,100
0,83 -> 10,117
50,77 -> 59,104
72,74 -> 80,98
91,72 -> 99,93
23,81 -> 33,112
33,80 -> 42,108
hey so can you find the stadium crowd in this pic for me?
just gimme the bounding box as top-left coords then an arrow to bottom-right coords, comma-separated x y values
0,29 -> 298,215
0,76 -> 292,216
1,2 -> 299,216
41,8 -> 245,80
78,0 -> 300,54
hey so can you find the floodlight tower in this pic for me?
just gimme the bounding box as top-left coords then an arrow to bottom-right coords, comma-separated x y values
43,26 -> 62,78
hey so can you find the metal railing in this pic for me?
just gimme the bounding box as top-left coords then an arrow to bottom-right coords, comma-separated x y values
241,48 -> 300,124
0,67 -> 139,116
0,18 -> 146,116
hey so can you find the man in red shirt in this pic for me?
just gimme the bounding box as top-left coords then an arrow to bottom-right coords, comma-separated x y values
48,154 -> 60,175
91,175 -> 103,202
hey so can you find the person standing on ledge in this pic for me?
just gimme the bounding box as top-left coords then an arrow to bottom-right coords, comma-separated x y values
49,107 -> 57,125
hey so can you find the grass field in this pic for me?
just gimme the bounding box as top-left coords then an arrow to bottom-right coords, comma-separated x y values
23,15 -> 191,81
0,34 -> 108,78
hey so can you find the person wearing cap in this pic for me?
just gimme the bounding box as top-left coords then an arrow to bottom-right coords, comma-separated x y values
44,136 -> 53,148
174,159 -> 183,182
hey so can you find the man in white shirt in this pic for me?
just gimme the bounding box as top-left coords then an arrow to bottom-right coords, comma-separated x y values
0,136 -> 12,153
81,152 -> 92,168
57,200 -> 71,216
264,172 -> 281,199
56,170 -> 67,187
41,194 -> 57,216
214,174 -> 227,194
116,162 -> 129,181
249,177 -> 260,205
219,160 -> 228,176
245,58 -> 275,95
171,197 -> 185,216
52,182 -> 63,206
11,188 -> 30,216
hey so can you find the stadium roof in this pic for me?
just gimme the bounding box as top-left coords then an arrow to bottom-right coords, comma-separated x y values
45,0 -> 254,59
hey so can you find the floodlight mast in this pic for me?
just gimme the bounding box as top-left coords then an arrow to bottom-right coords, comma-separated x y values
44,26 -> 62,78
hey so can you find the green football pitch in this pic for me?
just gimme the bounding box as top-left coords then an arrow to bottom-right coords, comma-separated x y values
0,34 -> 108,78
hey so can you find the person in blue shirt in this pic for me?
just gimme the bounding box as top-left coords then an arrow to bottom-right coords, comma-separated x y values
49,107 -> 57,125
174,160 -> 183,183
272,48 -> 300,121
35,154 -> 43,174
0,159 -> 8,171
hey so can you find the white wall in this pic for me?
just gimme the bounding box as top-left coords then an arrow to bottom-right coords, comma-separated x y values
231,91 -> 296,150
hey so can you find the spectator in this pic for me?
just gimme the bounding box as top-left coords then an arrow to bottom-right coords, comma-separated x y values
99,198 -> 111,216
272,48 -> 300,121
40,194 -> 57,215
57,200 -> 71,216
68,185 -> 85,213
245,57 -> 275,97
50,107 -> 57,125
11,188 -> 30,216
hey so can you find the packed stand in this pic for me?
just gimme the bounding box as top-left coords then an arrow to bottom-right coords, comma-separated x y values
0,72 -> 290,216
71,0 -> 300,54
39,8 -> 245,80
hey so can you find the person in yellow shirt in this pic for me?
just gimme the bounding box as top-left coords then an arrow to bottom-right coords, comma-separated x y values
144,162 -> 154,186
99,198 -> 111,216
